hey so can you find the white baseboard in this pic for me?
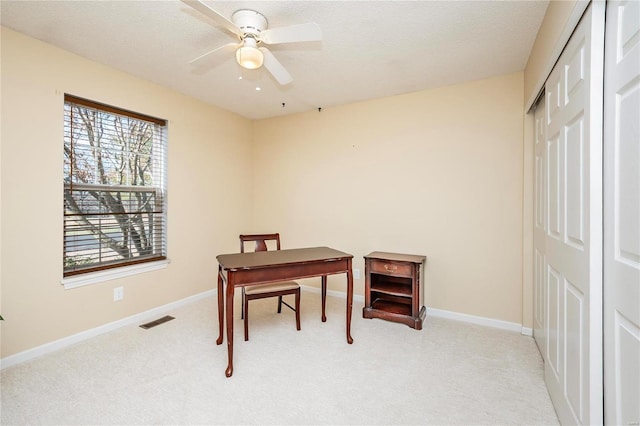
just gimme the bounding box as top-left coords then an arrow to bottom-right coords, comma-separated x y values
301,285 -> 530,335
521,326 -> 533,336
299,283 -> 365,303
0,290 -> 215,370
427,307 -> 526,334
2,286 -> 531,370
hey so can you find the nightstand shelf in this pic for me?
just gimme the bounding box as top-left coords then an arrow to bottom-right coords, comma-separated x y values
363,251 -> 426,329
370,298 -> 412,316
370,274 -> 413,297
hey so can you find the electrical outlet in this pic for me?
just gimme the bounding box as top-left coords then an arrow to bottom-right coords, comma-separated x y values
113,286 -> 124,301
353,268 -> 361,279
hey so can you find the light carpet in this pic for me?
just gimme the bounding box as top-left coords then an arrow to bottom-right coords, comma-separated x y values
0,292 -> 559,425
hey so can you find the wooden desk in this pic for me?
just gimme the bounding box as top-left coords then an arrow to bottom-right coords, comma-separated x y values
216,246 -> 354,377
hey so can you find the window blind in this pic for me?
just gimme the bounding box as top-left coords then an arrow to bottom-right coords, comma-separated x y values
63,94 -> 167,276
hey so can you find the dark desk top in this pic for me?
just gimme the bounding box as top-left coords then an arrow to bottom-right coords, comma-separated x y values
217,246 -> 353,271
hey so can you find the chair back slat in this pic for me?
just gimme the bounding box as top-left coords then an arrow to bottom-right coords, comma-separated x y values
254,240 -> 268,252
239,233 -> 281,253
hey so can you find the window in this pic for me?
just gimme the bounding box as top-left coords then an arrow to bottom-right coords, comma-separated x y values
63,95 -> 167,277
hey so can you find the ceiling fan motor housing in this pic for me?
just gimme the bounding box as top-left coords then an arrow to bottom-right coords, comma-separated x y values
232,9 -> 268,38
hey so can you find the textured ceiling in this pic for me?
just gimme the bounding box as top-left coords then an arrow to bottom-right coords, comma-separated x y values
1,0 -> 549,120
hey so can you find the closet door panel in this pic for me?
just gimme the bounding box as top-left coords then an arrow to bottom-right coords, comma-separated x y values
604,1 -> 640,424
533,95 -> 546,355
542,3 -> 604,424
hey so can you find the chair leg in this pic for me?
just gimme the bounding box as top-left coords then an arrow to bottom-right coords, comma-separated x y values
241,287 -> 245,319
244,296 -> 249,341
277,295 -> 283,313
295,289 -> 301,331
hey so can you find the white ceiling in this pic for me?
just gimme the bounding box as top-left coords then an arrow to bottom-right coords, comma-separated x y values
1,0 -> 549,120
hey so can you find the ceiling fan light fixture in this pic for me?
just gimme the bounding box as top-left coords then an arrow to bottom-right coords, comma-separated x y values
236,38 -> 263,69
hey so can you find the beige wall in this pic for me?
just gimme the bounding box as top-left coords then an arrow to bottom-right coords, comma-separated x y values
252,72 -> 525,324
0,27 -> 252,358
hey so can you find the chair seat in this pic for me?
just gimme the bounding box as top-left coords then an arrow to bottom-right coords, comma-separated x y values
244,281 -> 299,296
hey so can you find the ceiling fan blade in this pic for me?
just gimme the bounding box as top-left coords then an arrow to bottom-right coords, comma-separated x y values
189,42 -> 239,64
259,47 -> 293,85
260,23 -> 322,45
180,0 -> 242,37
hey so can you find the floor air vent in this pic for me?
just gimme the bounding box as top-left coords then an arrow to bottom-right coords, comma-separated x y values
139,315 -> 175,329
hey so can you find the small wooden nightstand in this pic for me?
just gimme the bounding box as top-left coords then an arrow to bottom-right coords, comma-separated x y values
363,251 -> 426,329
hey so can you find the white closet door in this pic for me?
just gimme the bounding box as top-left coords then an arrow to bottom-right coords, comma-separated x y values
604,1 -> 640,424
543,3 -> 604,424
533,97 -> 547,356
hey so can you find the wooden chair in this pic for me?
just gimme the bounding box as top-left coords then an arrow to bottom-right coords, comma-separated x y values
239,233 -> 301,341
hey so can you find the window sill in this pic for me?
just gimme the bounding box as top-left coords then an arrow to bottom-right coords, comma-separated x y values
61,259 -> 170,289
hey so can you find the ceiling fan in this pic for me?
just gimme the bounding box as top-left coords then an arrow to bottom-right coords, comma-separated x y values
181,0 -> 322,85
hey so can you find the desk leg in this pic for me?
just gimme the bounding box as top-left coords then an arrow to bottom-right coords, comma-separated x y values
225,275 -> 235,377
216,266 -> 224,345
321,275 -> 327,322
346,259 -> 354,344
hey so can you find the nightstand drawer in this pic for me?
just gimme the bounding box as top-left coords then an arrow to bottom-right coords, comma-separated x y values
369,260 -> 413,277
